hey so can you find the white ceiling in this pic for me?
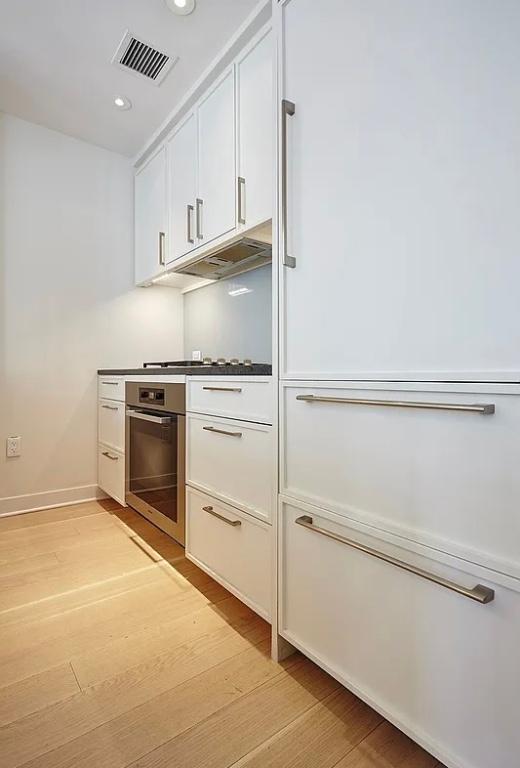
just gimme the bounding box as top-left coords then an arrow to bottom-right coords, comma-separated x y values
0,0 -> 260,156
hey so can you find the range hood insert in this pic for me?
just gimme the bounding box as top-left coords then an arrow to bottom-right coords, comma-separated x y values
175,235 -> 272,280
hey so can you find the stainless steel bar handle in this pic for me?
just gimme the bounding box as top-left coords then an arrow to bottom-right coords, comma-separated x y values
203,505 -> 241,527
202,386 -> 242,393
238,176 -> 246,224
196,198 -> 203,240
203,426 -> 243,438
281,99 -> 296,268
102,451 -> 119,461
101,404 -> 119,411
187,204 -> 194,244
159,231 -> 166,266
101,381 -> 119,385
296,516 -> 494,604
296,394 -> 495,415
127,410 -> 172,425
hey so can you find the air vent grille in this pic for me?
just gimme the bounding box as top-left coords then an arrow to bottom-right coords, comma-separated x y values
120,38 -> 169,80
112,31 -> 177,85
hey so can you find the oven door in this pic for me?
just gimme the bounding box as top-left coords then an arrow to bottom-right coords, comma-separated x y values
126,409 -> 185,546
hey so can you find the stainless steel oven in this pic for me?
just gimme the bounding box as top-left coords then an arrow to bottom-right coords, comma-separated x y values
125,382 -> 185,545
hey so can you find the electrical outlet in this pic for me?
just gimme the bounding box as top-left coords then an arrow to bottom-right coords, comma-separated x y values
6,436 -> 21,458
192,350 -> 202,361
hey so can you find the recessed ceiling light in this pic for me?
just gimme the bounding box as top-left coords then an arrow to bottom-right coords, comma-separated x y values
114,95 -> 132,110
165,0 -> 195,16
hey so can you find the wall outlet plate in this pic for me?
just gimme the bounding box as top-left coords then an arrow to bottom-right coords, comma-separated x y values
6,436 -> 21,458
192,350 -> 202,361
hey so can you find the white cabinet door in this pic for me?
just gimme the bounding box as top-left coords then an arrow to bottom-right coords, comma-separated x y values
236,30 -> 273,231
197,68 -> 236,245
167,112 -> 198,263
134,147 -> 167,285
281,0 -> 520,381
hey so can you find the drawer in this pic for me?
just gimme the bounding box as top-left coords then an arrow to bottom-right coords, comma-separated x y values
98,399 -> 125,453
283,382 -> 520,576
280,500 -> 519,768
98,376 -> 125,402
187,413 -> 273,522
98,444 -> 125,506
187,378 -> 273,424
186,487 -> 271,619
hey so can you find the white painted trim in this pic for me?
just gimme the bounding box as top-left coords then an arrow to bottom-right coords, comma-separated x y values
0,485 -> 108,518
134,0 -> 272,168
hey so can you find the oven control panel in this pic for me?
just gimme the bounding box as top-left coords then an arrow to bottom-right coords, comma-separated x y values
139,388 -> 165,405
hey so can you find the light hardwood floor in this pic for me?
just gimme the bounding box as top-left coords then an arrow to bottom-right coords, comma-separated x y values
0,499 -> 445,768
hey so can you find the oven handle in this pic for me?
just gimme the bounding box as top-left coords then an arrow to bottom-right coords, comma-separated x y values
126,410 -> 172,425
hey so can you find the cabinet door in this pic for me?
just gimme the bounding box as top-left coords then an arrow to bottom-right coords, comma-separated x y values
236,30 -> 273,231
197,68 -> 236,245
134,147 -> 167,285
167,112 -> 198,263
281,0 -> 520,381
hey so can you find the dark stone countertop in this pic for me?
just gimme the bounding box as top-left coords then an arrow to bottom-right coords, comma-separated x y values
97,364 -> 272,376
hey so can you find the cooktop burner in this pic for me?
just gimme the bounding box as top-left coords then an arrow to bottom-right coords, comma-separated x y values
143,358 -> 253,368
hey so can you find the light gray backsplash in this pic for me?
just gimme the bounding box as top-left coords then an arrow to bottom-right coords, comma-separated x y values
183,265 -> 272,362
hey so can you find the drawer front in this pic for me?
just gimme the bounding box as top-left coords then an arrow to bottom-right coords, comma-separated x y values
283,383 -> 520,575
98,399 -> 125,453
98,376 -> 125,402
281,501 -> 519,768
187,378 -> 273,424
187,414 -> 273,522
98,444 -> 125,506
186,487 -> 270,619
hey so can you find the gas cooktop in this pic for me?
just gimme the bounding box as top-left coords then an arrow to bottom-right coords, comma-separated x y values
143,358 -> 253,368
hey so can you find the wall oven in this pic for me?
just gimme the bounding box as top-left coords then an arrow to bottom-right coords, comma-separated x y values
125,382 -> 185,545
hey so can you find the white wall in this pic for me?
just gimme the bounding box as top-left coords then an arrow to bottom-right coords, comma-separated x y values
0,114 -> 184,514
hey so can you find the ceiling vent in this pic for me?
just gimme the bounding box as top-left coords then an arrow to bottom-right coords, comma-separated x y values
112,30 -> 178,85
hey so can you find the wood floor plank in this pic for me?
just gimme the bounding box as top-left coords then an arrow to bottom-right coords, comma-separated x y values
229,688 -> 382,768
0,663 -> 79,727
10,639 -> 294,768
127,656 -> 341,768
334,721 -> 440,768
71,594 -> 265,688
0,501 -> 115,533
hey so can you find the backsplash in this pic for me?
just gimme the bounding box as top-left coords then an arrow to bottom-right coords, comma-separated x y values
183,265 -> 272,362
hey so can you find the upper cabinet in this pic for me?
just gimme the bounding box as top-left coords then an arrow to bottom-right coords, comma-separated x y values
134,147 -> 167,285
197,69 -> 236,247
134,25 -> 273,285
167,112 -> 198,263
236,30 -> 273,232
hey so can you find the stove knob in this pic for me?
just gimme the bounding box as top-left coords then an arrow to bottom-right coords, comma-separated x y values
243,358 -> 252,367
216,358 -> 226,366
230,358 -> 239,366
203,357 -> 213,366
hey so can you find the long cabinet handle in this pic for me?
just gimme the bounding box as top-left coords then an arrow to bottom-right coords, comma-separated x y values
102,451 -> 119,461
202,386 -> 242,393
296,394 -> 495,415
238,176 -> 246,224
187,204 -> 194,244
295,516 -> 494,604
203,426 -> 243,438
203,505 -> 241,527
101,381 -> 119,386
281,99 -> 296,268
196,198 -> 203,240
101,404 -> 119,411
159,231 -> 166,266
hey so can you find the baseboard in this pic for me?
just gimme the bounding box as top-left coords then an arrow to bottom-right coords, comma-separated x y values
0,484 -> 108,518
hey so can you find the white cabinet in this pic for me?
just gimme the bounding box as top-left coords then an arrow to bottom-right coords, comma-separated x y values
98,445 -> 125,507
167,113 -> 197,263
98,399 -> 125,454
97,376 -> 126,507
134,147 -> 167,285
280,0 -> 520,381
281,381 -> 520,578
197,69 -> 236,246
236,30 -> 273,231
187,377 -> 273,424
186,487 -> 271,619
280,500 -> 518,768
